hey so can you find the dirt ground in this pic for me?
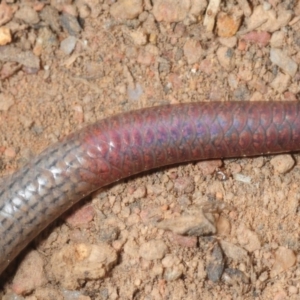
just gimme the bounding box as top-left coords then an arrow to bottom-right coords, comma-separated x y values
0,0 -> 299,299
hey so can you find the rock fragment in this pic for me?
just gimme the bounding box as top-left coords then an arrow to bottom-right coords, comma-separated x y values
110,0 -> 143,20
246,5 -> 292,32
50,243 -> 117,289
217,46 -> 235,71
196,160 -> 223,176
270,48 -> 298,77
0,45 -> 40,69
174,176 -> 195,194
223,268 -> 249,285
15,5 -> 40,24
60,36 -> 77,55
139,240 -> 168,260
270,247 -> 296,278
270,72 -> 290,93
183,39 -> 202,64
270,31 -> 285,48
40,5 -> 61,33
0,27 -> 11,45
216,11 -> 242,37
152,0 -> 190,23
204,0 -> 221,31
157,210 -> 216,236
220,240 -> 248,262
60,12 -> 81,36
206,243 -> 225,282
236,225 -> 261,252
270,154 -> 295,174
0,2 -> 13,26
242,31 -> 271,47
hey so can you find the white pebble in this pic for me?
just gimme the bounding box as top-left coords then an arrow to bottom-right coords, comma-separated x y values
60,36 -> 77,55
270,48 -> 298,77
233,173 -> 252,184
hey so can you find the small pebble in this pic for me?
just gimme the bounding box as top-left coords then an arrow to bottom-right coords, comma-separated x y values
132,185 -> 147,199
233,84 -> 250,101
40,5 -> 61,33
270,31 -> 285,48
164,265 -> 183,281
127,83 -> 143,101
0,45 -> 40,69
206,243 -> 225,282
199,58 -> 214,75
162,254 -> 179,269
258,271 -> 269,282
60,12 -> 81,36
218,36 -> 237,48
236,225 -> 261,252
152,0 -> 190,23
196,160 -> 222,176
216,216 -> 231,236
129,29 -> 148,46
223,268 -> 249,285
246,5 -> 292,32
183,39 -> 202,65
242,31 -> 271,47
50,243 -> 117,289
15,5 -> 40,24
169,233 -> 197,248
233,173 -> 251,184
220,240 -> 248,262
190,0 -> 207,16
60,36 -> 77,55
110,0 -> 143,20
124,239 -> 139,257
146,184 -> 164,196
270,154 -> 294,174
263,1 -> 272,10
216,11 -> 242,37
204,0 -> 221,32
217,46 -> 235,71
270,246 -> 296,278
168,73 -> 182,89
139,239 -> 168,260
270,72 -> 290,93
0,2 -> 13,26
0,26 -> 11,45
174,176 -> 195,194
270,48 -> 298,77
157,211 -> 216,236
227,73 -> 239,89
78,4 -> 91,19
